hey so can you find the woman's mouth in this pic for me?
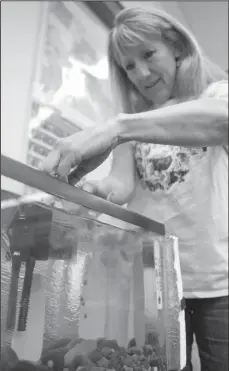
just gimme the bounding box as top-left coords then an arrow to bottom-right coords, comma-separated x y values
145,78 -> 160,89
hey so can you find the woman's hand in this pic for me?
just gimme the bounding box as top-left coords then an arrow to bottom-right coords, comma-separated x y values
78,175 -> 135,205
42,122 -> 120,181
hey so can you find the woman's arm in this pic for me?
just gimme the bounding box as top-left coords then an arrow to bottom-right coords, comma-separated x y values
42,83 -> 228,178
117,98 -> 228,148
109,143 -> 136,185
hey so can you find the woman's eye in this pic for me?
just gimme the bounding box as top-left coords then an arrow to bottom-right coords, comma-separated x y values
144,50 -> 155,59
125,63 -> 135,71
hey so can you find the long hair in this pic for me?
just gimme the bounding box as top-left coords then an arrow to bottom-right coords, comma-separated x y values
108,7 -> 227,114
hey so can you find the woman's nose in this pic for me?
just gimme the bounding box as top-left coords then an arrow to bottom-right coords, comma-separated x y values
136,62 -> 151,79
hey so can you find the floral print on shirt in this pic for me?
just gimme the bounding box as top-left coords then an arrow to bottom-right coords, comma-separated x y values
135,142 -> 207,192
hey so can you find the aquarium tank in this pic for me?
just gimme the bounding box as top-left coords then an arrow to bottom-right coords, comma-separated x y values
1,155 -> 186,371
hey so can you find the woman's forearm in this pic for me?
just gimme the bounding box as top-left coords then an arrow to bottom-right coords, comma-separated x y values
110,143 -> 136,183
117,98 -> 228,147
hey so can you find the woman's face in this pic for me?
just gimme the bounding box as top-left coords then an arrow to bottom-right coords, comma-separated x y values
119,36 -> 179,107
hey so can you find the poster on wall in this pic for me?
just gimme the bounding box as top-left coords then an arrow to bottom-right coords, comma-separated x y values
28,1 -> 113,178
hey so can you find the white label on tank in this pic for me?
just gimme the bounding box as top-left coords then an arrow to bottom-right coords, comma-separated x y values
179,309 -> 187,369
154,240 -> 163,310
173,236 -> 183,301
172,235 -> 186,369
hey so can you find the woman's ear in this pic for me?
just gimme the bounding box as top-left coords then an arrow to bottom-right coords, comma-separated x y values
175,56 -> 181,67
175,51 -> 181,60
174,45 -> 182,66
165,29 -> 184,61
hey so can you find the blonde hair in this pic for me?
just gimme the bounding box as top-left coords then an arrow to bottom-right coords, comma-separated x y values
108,7 -> 227,114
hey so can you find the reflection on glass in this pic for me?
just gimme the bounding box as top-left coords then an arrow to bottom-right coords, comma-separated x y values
27,1 -> 114,176
1,174 -> 184,371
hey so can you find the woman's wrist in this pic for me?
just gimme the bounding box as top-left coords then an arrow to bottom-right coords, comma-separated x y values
105,115 -> 126,147
114,112 -> 151,144
113,113 -> 131,145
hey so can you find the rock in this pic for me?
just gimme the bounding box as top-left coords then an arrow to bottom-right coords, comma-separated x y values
141,360 -> 150,370
109,350 -> 121,359
123,366 -> 133,371
128,347 -> 142,356
149,356 -> 160,367
128,339 -> 136,348
143,345 -> 153,357
100,347 -> 113,358
96,338 -> 106,350
43,338 -> 72,351
0,346 -> 18,371
41,346 -> 69,363
97,357 -> 109,368
123,355 -> 134,367
40,347 -> 67,371
40,347 -> 69,370
118,347 -> 127,357
107,340 -> 120,350
88,350 -> 103,364
131,354 -> 140,363
9,360 -> 48,371
97,339 -> 119,351
107,358 -> 119,369
133,366 -> 141,371
65,340 -> 97,367
76,367 -> 90,371
66,338 -> 85,350
65,354 -> 94,369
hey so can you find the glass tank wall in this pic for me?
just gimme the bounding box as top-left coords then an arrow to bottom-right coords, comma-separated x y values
1,155 -> 186,371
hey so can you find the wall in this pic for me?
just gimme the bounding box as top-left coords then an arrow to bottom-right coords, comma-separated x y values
122,1 -> 163,12
179,1 -> 228,69
122,1 -> 228,70
160,2 -> 189,27
1,1 -> 43,162
1,1 -> 43,194
1,1 -> 112,191
121,2 -> 189,28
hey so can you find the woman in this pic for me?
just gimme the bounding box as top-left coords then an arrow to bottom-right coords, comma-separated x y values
42,7 -> 228,371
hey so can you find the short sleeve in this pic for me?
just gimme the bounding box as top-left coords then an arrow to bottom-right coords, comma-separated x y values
201,80 -> 228,100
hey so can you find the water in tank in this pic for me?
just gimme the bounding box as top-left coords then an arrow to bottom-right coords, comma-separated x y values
1,156 -> 186,371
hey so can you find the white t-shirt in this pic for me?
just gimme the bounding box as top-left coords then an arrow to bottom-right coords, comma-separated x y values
128,80 -> 228,299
